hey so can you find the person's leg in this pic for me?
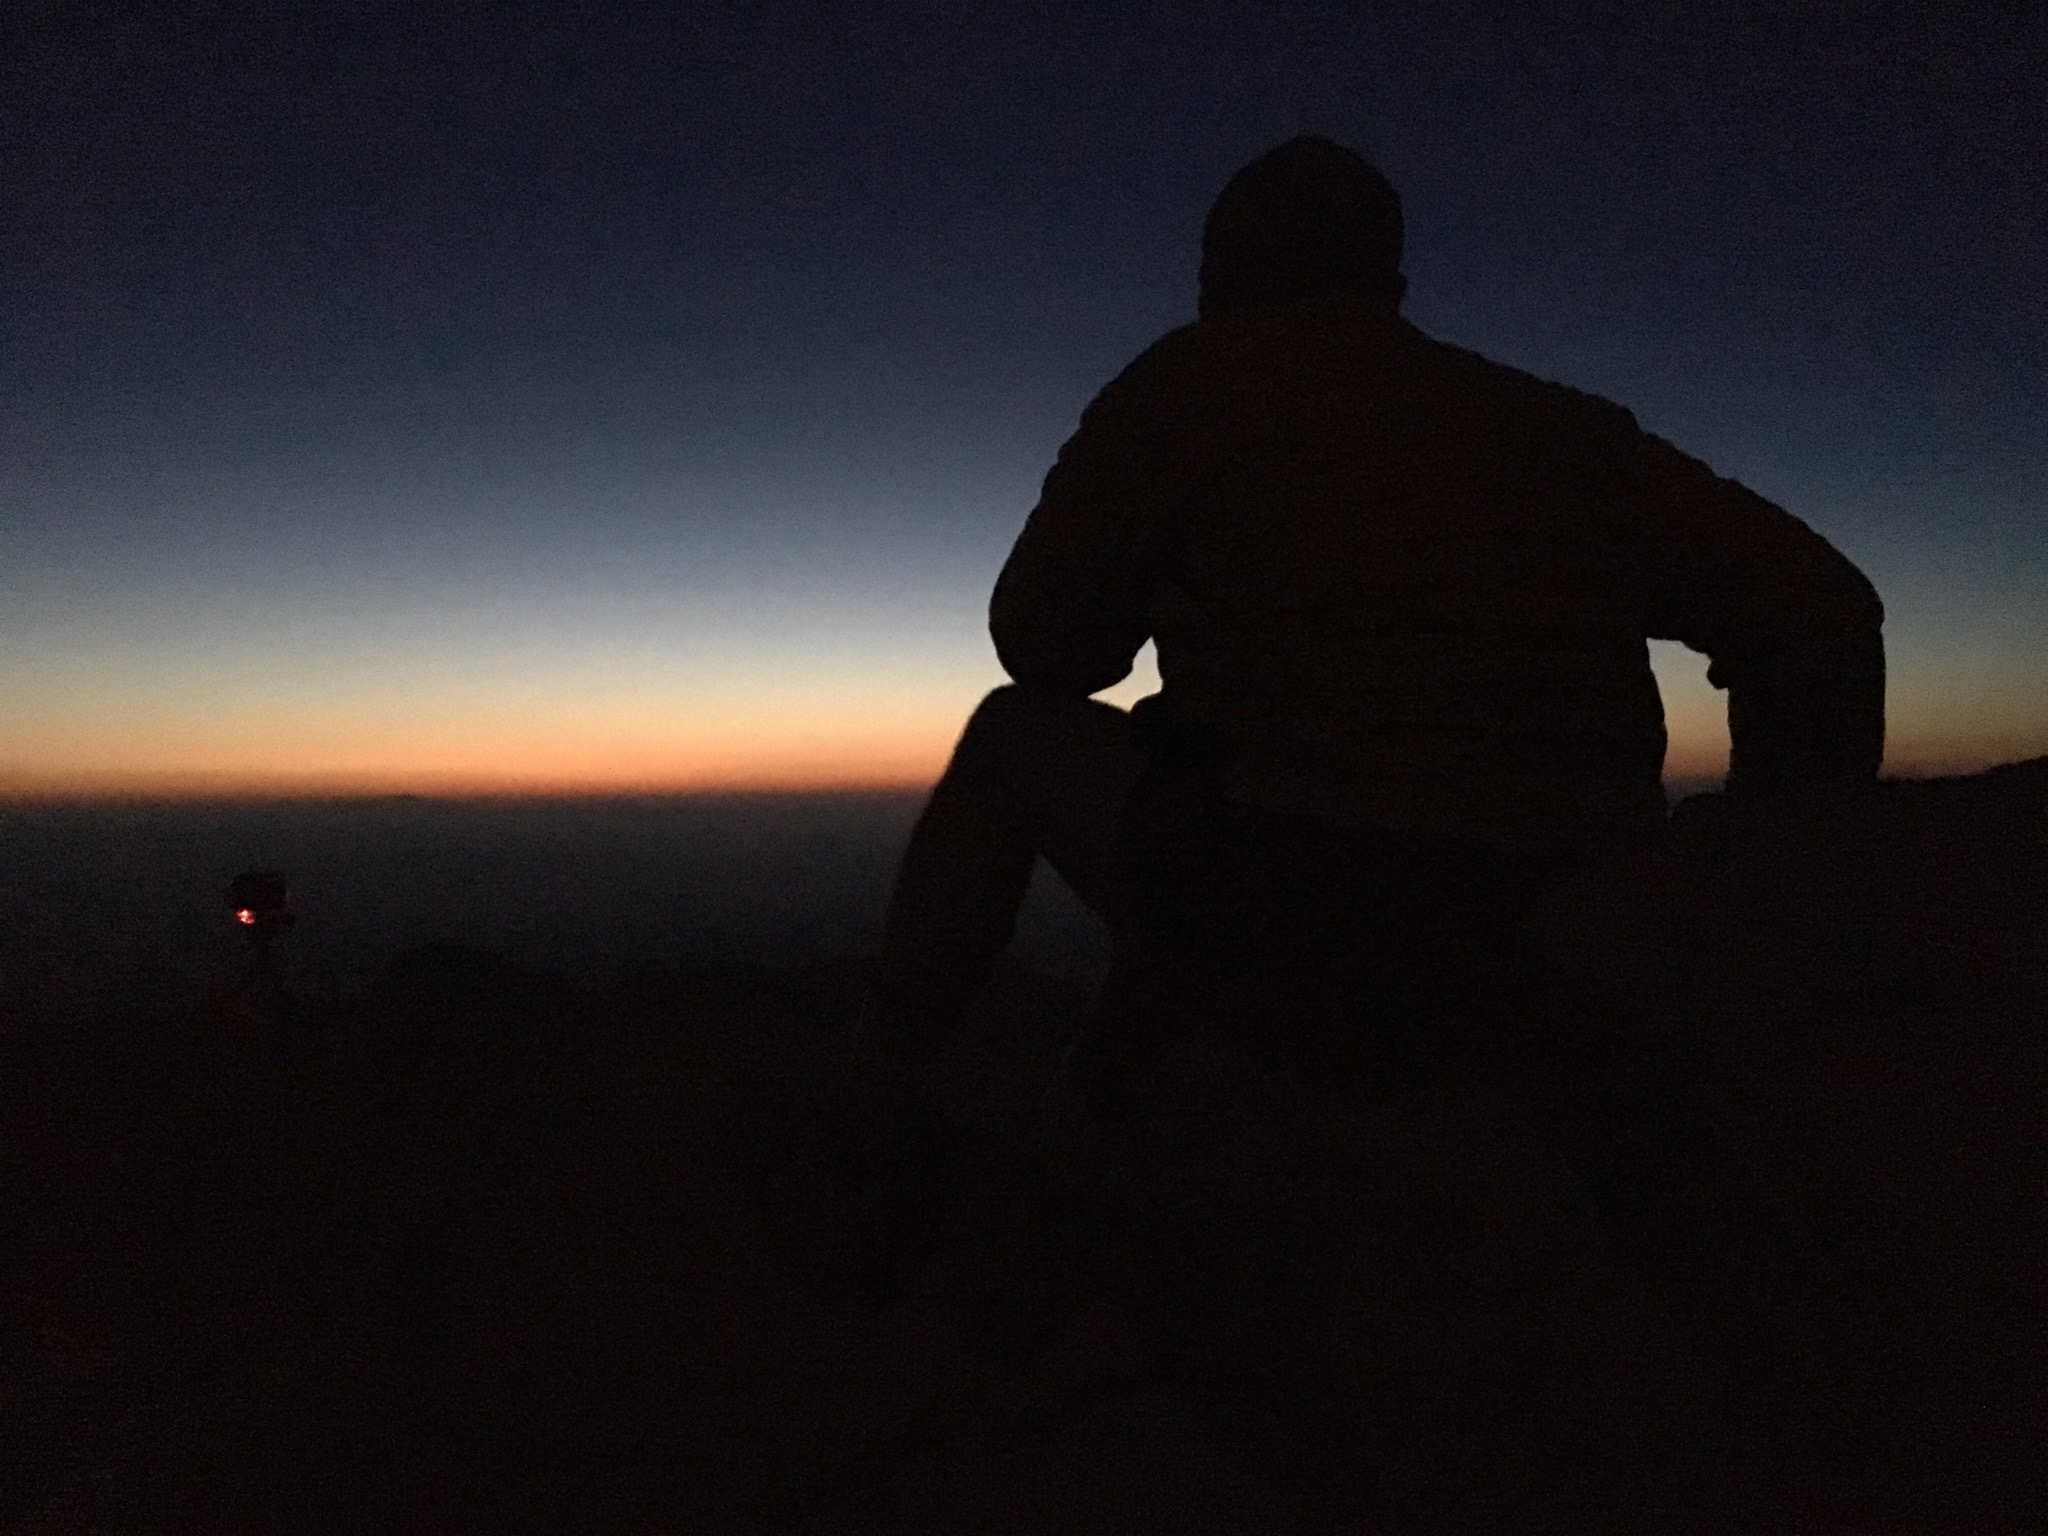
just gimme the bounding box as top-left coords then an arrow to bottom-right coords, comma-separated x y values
1511,858 -> 1821,1454
851,684 -> 1138,1087
1511,846 -> 1764,1297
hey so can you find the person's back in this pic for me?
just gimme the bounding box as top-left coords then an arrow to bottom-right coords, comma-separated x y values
846,138 -> 1888,1516
993,263 -> 1882,859
851,126 -> 1884,1089
855,133 -> 1884,1086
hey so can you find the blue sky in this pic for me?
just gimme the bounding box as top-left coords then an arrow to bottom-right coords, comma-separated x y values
5,1 -> 2042,792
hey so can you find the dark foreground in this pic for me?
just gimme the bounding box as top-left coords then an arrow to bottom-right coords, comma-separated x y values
4,767 -> 2045,1533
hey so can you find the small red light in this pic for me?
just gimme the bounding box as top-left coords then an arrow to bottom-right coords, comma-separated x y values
236,908 -> 258,925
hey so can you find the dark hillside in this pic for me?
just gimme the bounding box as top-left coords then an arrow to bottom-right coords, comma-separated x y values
2,765 -> 2042,1532
0,793 -> 1110,1038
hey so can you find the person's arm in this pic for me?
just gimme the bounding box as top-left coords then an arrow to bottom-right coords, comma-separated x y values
1635,433 -> 1885,798
989,344 -> 1194,696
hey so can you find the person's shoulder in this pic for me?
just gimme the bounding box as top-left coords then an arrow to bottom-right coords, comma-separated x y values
1405,323 -> 1643,436
1105,318 -> 1209,380
1099,298 -> 1397,404
1187,293 -> 1403,352
1070,319 -> 1216,429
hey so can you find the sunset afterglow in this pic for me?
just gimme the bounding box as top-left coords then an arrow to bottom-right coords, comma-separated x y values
8,6 -> 2042,802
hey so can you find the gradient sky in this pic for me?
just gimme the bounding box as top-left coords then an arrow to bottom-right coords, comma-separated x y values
5,1 -> 2044,795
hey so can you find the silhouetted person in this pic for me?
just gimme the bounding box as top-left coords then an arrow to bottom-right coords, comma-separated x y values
854,136 -> 1882,1096
850,134 -> 1886,1519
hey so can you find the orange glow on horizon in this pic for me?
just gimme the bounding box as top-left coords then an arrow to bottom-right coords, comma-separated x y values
0,724 -> 962,800
6,730 -> 2039,803
0,684 -> 977,800
0,753 -> 956,802
4,642 -> 2041,802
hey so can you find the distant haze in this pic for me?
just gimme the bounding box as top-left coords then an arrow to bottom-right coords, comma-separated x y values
0,795 -> 1109,1037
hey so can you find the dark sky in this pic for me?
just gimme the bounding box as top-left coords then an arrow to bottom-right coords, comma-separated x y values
6,1 -> 2044,791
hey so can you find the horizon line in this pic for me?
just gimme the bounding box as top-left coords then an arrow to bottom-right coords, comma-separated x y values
0,774 -> 944,806
3,746 -> 2038,807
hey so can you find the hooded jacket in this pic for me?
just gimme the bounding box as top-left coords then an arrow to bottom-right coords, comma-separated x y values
990,294 -> 1885,852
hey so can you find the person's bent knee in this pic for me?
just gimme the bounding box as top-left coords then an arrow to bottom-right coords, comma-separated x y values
954,683 -> 1125,768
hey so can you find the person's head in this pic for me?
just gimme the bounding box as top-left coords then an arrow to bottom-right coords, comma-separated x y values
1198,137 -> 1406,318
